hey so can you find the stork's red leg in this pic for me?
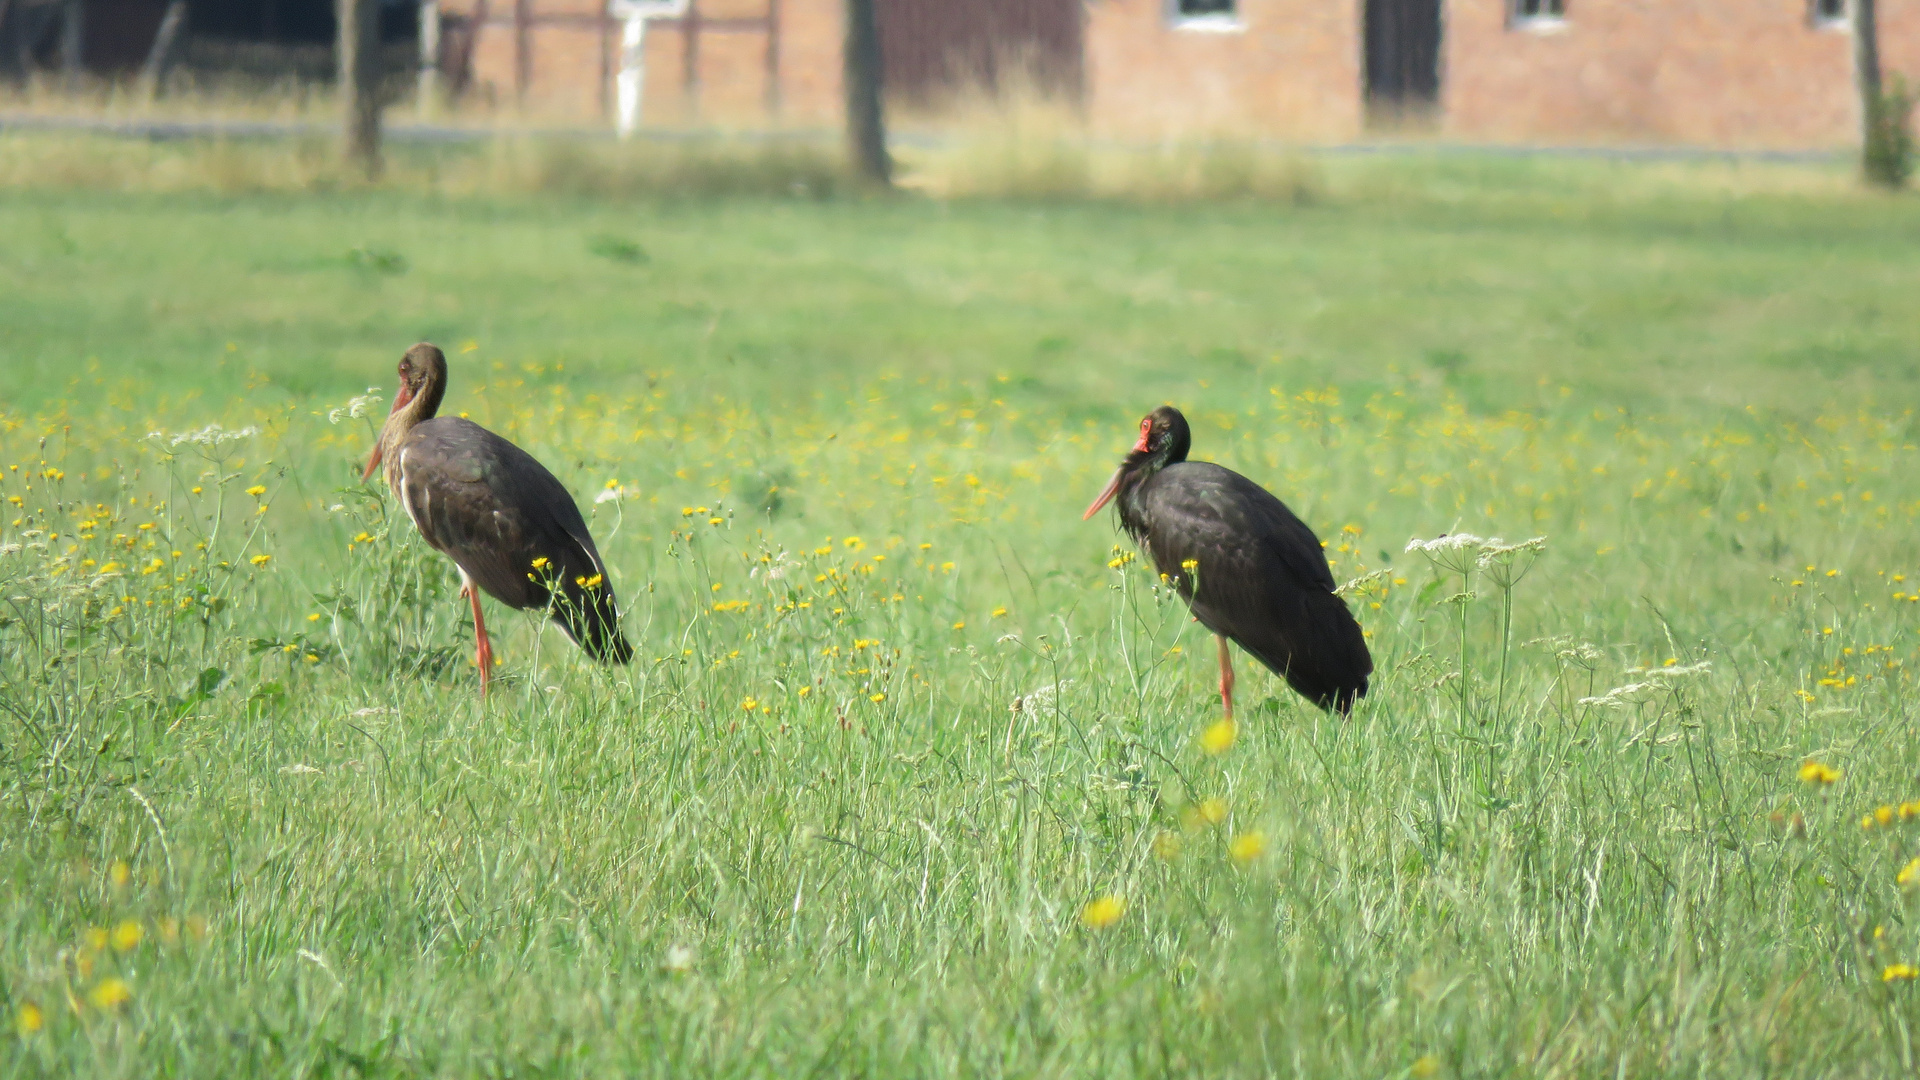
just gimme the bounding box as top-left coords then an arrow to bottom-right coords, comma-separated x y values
1217,634 -> 1235,719
464,582 -> 494,697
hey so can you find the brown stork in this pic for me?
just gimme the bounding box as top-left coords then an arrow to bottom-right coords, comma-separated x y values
1084,405 -> 1370,716
362,343 -> 633,694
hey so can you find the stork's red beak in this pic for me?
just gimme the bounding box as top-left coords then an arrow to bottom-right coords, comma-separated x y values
362,384 -> 414,480
1083,419 -> 1153,519
1083,467 -> 1125,520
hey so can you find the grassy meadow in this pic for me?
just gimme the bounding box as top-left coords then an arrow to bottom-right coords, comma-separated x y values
4,136 -> 1920,1077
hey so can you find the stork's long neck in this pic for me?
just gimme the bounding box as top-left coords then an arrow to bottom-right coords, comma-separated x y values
372,375 -> 443,481
1114,440 -> 1186,523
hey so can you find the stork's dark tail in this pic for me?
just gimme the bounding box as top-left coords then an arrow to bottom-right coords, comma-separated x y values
1265,591 -> 1372,715
552,581 -> 635,665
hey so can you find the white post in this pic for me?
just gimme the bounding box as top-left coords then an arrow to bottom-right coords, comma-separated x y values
419,0 -> 442,118
610,0 -> 688,139
616,13 -> 648,138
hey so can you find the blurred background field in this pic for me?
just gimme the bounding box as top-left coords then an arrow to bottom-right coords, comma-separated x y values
3,140 -> 1920,1076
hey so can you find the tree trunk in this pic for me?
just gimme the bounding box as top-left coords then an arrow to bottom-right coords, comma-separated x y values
1857,0 -> 1913,188
140,1 -> 188,99
1855,0 -> 1881,105
843,0 -> 890,187
339,0 -> 384,180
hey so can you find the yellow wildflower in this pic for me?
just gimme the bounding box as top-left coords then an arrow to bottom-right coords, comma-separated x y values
1181,558 -> 1199,572
531,556 -> 548,569
1197,797 -> 1228,826
15,1001 -> 43,1035
870,693 -> 886,703
111,920 -> 142,952
1411,1055 -> 1442,1079
87,978 -> 132,1009
844,536 -> 865,551
1899,858 -> 1920,888
740,697 -> 758,711
1230,831 -> 1267,864
110,860 -> 130,887
1799,760 -> 1841,785
245,485 -> 266,498
1080,895 -> 1125,930
991,606 -> 1008,618
1878,805 -> 1897,826
1885,964 -> 1919,983
249,554 -> 271,567
1200,719 -> 1238,755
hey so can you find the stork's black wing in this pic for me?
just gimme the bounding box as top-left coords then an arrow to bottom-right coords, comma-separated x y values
392,417 -> 632,664
1130,462 -> 1370,712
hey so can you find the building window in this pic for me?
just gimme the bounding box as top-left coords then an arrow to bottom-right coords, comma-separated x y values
1811,0 -> 1849,29
1170,0 -> 1242,32
1510,0 -> 1567,29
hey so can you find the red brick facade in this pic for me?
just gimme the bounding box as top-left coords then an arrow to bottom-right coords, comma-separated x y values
442,0 -> 1917,148
1083,0 -> 1362,140
1444,0 -> 1920,148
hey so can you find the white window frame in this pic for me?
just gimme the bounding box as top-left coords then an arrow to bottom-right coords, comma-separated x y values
1168,0 -> 1243,33
1810,0 -> 1849,31
1509,0 -> 1568,33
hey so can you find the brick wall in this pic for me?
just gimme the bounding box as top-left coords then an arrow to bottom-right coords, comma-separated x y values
1442,0 -> 1913,149
439,0 -> 1915,147
1083,0 -> 1364,140
440,0 -> 837,126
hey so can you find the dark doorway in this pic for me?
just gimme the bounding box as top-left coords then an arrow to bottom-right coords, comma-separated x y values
1364,0 -> 1441,121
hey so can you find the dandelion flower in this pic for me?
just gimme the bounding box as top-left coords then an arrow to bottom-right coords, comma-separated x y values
87,978 -> 132,1009
15,1001 -> 43,1035
108,920 -> 142,952
1799,760 -> 1841,785
1200,719 -> 1238,755
1230,831 -> 1267,864
1885,964 -> 1919,983
1080,895 -> 1125,930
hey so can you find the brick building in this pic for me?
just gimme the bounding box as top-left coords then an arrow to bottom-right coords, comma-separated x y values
447,0 -> 1915,147
2,0 -> 1912,148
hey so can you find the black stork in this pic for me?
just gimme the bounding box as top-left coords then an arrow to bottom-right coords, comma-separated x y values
1084,405 -> 1370,716
362,343 -> 633,694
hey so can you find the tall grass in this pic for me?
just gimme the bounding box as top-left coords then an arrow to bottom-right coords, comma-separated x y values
1,161 -> 1918,1076
3,363 -> 1918,1076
